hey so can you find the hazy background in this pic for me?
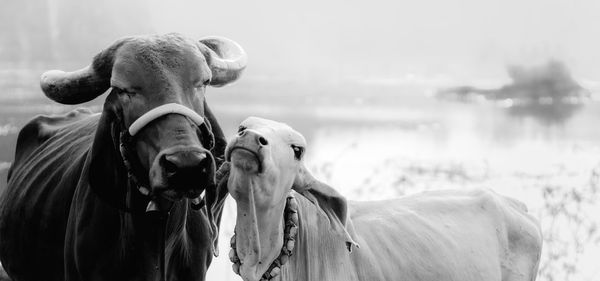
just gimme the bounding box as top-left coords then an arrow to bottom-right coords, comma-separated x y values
1,0 -> 599,280
3,0 -> 600,82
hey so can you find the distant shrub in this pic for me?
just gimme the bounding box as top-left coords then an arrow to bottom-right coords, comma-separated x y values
537,165 -> 600,281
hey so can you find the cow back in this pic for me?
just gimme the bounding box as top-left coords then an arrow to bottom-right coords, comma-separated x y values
348,188 -> 542,281
0,109 -> 98,280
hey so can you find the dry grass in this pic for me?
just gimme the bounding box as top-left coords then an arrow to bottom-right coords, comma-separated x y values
312,157 -> 600,281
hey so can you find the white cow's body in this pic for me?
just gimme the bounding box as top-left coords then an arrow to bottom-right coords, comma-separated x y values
278,188 -> 542,281
223,117 -> 543,281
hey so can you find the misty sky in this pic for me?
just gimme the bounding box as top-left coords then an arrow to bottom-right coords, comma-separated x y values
135,0 -> 600,84
5,0 -> 599,86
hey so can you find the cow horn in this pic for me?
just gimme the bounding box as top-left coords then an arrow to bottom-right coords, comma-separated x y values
199,36 -> 247,87
40,66 -> 110,105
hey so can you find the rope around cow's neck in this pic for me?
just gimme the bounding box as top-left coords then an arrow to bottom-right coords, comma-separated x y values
229,193 -> 299,280
119,131 -> 151,198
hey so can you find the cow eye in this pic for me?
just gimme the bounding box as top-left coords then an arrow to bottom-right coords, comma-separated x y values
237,126 -> 247,133
111,86 -> 123,93
291,145 -> 304,160
194,80 -> 210,91
112,86 -> 135,96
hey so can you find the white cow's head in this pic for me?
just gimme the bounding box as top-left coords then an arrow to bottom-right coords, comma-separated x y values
226,117 -> 306,207
223,117 -> 356,281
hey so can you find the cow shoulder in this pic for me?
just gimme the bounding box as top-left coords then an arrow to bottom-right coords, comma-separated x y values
12,108 -> 95,167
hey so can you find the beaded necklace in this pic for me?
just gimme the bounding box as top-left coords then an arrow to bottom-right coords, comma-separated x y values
229,193 -> 299,280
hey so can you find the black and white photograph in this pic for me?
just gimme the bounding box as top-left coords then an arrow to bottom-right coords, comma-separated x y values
0,0 -> 598,280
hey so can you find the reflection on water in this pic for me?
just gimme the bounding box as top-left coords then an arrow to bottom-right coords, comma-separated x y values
0,71 -> 599,281
438,60 -> 590,125
507,102 -> 584,125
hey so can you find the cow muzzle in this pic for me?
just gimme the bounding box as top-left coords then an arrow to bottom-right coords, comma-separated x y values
149,146 -> 215,202
226,129 -> 268,174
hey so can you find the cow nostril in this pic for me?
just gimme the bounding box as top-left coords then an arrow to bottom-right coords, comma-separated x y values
160,152 -> 212,188
163,152 -> 209,176
258,136 -> 268,146
163,155 -> 178,177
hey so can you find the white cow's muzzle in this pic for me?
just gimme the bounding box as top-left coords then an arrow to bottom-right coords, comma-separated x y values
128,103 -> 205,136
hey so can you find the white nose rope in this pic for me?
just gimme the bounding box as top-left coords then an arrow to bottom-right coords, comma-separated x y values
128,103 -> 205,136
124,103 -> 207,212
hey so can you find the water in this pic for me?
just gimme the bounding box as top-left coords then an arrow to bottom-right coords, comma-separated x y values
1,70 -> 599,280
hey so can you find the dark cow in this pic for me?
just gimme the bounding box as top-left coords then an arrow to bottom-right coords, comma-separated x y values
0,33 -> 245,281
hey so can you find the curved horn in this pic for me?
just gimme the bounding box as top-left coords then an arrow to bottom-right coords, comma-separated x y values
40,37 -> 127,105
199,36 -> 247,87
40,66 -> 110,105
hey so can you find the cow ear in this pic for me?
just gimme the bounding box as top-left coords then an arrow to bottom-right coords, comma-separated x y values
205,162 -> 230,256
203,101 -> 230,256
88,100 -> 128,209
203,103 -> 227,166
292,166 -> 359,252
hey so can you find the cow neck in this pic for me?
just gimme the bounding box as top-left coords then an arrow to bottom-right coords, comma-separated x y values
140,209 -> 169,281
113,111 -> 212,281
229,193 -> 299,281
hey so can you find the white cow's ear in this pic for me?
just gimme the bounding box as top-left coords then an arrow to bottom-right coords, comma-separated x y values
293,166 -> 359,252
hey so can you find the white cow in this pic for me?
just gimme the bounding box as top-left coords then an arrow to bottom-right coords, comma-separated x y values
220,117 -> 543,281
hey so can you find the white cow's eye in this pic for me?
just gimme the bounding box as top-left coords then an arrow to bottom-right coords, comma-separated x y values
237,126 -> 247,134
194,79 -> 210,90
291,145 -> 304,160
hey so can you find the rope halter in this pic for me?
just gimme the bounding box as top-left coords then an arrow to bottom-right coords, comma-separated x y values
119,103 -> 209,212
